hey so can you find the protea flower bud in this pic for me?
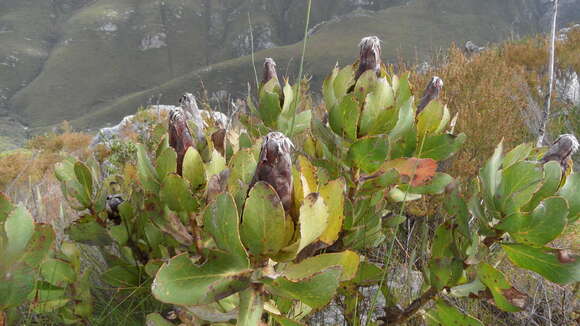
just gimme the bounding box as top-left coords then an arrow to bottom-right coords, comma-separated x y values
105,194 -> 124,225
178,93 -> 205,143
168,108 -> 194,175
355,36 -> 382,80
261,58 -> 279,86
417,76 -> 444,114
249,132 -> 294,212
540,134 -> 579,173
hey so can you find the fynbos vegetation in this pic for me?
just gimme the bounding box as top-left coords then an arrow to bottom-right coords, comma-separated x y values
0,34 -> 578,326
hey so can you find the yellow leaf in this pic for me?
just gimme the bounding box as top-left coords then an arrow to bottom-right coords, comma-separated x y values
318,179 -> 345,245
297,155 -> 317,196
297,193 -> 329,253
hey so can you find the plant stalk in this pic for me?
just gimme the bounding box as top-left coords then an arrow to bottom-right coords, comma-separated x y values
289,0 -> 312,137
537,0 -> 559,147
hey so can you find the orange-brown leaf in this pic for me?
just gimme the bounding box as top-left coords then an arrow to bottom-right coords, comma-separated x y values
382,158 -> 437,186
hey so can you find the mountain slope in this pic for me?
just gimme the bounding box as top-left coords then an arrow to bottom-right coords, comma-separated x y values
1,0 -> 579,136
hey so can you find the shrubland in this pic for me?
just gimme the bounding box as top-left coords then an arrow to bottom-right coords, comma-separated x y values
0,29 -> 579,326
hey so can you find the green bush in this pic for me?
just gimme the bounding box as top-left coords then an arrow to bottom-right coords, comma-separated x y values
0,37 -> 578,326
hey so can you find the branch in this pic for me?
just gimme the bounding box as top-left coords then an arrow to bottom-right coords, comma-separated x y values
537,0 -> 559,147
380,287 -> 439,325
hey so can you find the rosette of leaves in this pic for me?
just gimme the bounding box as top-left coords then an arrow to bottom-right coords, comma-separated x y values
243,58 -> 312,137
148,132 -> 360,325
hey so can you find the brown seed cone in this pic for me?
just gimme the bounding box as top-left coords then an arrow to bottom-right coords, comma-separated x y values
261,57 -> 279,86
249,132 -> 294,212
178,93 -> 206,143
168,108 -> 195,175
355,36 -> 382,81
540,134 -> 579,173
211,129 -> 227,157
417,76 -> 444,114
105,194 -> 124,225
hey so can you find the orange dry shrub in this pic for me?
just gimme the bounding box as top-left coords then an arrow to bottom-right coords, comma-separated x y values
0,130 -> 92,191
410,46 -> 529,180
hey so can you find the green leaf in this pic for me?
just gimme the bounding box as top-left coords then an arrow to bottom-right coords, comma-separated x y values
4,205 -> 34,257
419,133 -> 466,161
156,147 -> 177,181
477,263 -> 525,312
260,77 -> 282,96
271,315 -> 307,326
41,259 -> 76,286
264,266 -> 342,309
329,94 -> 360,141
280,110 -> 312,136
282,251 -> 360,282
241,182 -> 287,258
54,158 -> 76,182
228,149 -> 258,188
444,190 -> 470,239
523,161 -> 562,212
347,136 -> 389,173
55,160 -> 91,209
146,313 -> 174,326
102,265 -> 142,288
502,244 -> 580,284
387,187 -> 422,202
499,197 -> 567,246
238,288 -> 264,326
137,144 -> 160,193
206,149 -> 227,178
496,161 -> 543,214
203,193 -> 248,266
389,97 -> 415,140
19,224 -> 56,266
183,147 -> 206,191
384,214 -> 406,228
74,161 -> 93,198
160,174 -> 197,213
318,179 -> 345,245
417,100 -> 445,136
258,91 -> 282,128
399,173 -> 453,195
359,168 -> 400,196
394,73 -> 411,107
66,215 -> 112,246
502,143 -> 533,170
152,252 -> 251,306
29,282 -> 69,313
353,70 -> 378,103
239,132 -> 253,149
450,279 -> 486,298
429,223 -> 462,290
425,300 -> 483,326
351,262 -> 383,285
480,141 -> 503,210
0,192 -> 12,223
558,172 -> 580,221
322,65 -> 339,110
359,77 -> 394,137
333,64 -> 355,103
297,193 -> 329,254
280,81 -> 295,116
0,267 -> 35,309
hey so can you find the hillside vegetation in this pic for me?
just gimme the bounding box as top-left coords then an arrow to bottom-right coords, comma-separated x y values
1,0 -> 578,144
0,28 -> 579,325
